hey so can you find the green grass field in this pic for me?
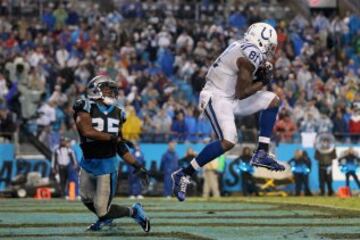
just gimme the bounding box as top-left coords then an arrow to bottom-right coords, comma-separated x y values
0,197 -> 359,240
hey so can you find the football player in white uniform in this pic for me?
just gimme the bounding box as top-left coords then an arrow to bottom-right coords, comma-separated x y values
172,22 -> 285,201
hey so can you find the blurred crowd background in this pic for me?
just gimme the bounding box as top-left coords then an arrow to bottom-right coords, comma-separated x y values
0,0 -> 359,149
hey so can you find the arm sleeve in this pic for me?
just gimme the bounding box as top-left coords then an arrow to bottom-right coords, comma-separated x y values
117,142 -> 129,157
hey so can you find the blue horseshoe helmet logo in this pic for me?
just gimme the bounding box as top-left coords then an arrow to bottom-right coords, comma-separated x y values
261,27 -> 272,40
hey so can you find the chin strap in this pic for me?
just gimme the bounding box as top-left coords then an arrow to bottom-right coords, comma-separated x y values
103,96 -> 116,105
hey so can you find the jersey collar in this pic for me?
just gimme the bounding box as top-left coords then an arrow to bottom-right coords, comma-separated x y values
96,102 -> 114,115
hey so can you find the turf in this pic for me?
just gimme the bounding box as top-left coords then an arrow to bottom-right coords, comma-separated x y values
0,197 -> 359,240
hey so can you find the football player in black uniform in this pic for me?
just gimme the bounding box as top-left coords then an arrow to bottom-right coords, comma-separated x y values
73,75 -> 150,232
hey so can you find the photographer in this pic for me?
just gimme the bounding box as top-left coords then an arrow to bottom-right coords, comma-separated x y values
315,136 -> 337,196
338,148 -> 360,189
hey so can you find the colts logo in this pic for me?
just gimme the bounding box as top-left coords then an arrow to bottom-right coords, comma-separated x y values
261,27 -> 272,40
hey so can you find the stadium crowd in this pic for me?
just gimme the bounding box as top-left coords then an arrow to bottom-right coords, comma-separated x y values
0,0 -> 359,151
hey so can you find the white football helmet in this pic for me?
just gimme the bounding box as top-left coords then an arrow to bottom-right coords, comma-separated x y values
87,75 -> 118,105
244,22 -> 278,59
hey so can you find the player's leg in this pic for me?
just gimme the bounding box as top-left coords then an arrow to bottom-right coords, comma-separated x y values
92,172 -> 150,232
234,91 -> 284,171
79,169 -> 97,215
172,96 -> 237,201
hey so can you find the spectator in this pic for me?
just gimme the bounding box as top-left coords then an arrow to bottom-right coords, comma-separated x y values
185,108 -> 197,142
332,109 -> 348,141
0,74 -> 9,99
51,137 -> 77,198
300,113 -> 318,133
160,141 -> 178,198
171,112 -> 188,142
122,106 -> 142,141
0,104 -> 16,142
349,103 -> 360,143
318,114 -> 333,133
196,116 -> 212,143
154,109 -> 172,140
36,100 -> 57,145
288,150 -> 312,196
274,112 -> 297,142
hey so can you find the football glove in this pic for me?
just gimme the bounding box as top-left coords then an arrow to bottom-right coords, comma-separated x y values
134,166 -> 150,188
255,61 -> 273,85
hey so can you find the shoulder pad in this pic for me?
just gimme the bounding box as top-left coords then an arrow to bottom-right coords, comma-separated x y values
240,43 -> 264,72
73,99 -> 92,113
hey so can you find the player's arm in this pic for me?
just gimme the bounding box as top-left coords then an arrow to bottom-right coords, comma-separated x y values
75,111 -> 118,142
118,143 -> 149,187
234,58 -> 264,100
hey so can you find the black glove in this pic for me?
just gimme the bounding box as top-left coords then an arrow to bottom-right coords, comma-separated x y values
134,165 -> 150,188
255,62 -> 273,85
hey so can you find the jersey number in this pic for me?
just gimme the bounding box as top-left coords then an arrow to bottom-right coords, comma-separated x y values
92,118 -> 119,134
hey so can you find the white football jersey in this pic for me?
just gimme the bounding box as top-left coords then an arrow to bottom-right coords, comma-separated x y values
206,40 -> 265,97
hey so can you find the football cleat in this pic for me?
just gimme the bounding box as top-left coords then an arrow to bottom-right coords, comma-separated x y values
132,203 -> 151,233
86,218 -> 113,231
250,149 -> 285,171
171,168 -> 191,202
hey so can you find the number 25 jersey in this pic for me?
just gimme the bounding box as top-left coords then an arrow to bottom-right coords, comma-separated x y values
73,98 -> 125,159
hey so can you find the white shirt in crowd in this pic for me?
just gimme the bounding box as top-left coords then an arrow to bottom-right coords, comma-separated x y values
56,48 -> 69,68
36,103 -> 56,126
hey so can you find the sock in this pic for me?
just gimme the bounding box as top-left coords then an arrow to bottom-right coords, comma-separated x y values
183,141 -> 224,175
257,141 -> 269,152
257,107 -> 278,152
99,205 -> 132,221
83,202 -> 97,215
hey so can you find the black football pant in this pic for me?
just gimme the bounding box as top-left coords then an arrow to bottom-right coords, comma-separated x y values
293,173 -> 312,196
58,165 -> 69,197
319,168 -> 333,196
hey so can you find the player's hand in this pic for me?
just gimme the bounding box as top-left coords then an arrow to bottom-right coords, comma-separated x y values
255,61 -> 273,85
134,167 -> 150,188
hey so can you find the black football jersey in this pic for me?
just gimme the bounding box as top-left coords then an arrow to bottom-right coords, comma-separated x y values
73,98 -> 125,159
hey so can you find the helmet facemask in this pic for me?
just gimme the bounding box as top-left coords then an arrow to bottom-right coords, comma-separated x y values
87,76 -> 119,105
98,81 -> 119,105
